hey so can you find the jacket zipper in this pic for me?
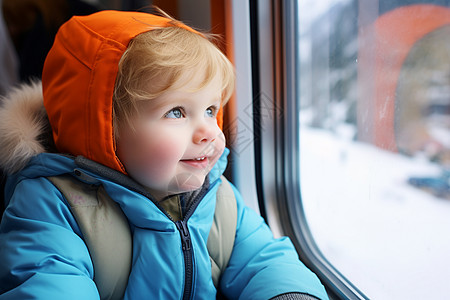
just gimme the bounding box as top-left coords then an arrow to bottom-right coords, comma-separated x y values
176,220 -> 193,300
174,184 -> 210,300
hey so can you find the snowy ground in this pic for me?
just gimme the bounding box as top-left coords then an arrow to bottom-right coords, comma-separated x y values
300,126 -> 450,300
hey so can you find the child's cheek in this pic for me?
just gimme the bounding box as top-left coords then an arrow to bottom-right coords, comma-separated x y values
141,138 -> 181,174
209,131 -> 226,165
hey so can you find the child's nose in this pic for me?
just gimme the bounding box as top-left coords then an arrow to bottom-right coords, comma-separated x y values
193,121 -> 216,144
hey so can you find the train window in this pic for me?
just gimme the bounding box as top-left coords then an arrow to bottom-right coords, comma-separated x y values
294,0 -> 450,298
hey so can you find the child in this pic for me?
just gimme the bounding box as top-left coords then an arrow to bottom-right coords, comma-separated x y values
0,10 -> 329,300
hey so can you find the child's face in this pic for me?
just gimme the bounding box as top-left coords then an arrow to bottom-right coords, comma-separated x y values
116,73 -> 226,200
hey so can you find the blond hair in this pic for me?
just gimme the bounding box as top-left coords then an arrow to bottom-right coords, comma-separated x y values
113,25 -> 235,136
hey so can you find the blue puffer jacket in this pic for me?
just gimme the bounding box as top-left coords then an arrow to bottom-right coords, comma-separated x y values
0,149 -> 328,299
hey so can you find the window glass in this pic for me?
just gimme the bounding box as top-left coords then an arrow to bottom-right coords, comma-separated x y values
298,0 -> 450,298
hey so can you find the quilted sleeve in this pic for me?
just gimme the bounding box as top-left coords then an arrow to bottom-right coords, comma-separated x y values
219,184 -> 329,300
0,177 -> 100,299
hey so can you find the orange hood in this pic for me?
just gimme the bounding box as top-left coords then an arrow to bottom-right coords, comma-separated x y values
42,10 -> 219,173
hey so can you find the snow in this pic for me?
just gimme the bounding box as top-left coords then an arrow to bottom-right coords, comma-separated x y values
300,126 -> 450,300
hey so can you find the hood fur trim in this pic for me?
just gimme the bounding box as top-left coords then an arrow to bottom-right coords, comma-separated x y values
0,81 -> 49,174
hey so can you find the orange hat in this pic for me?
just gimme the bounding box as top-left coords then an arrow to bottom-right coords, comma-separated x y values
42,10 -> 222,173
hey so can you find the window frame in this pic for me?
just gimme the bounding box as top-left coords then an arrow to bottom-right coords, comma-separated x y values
250,0 -> 368,299
225,0 -> 261,214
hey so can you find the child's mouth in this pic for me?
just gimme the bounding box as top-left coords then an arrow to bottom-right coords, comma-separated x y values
180,156 -> 209,168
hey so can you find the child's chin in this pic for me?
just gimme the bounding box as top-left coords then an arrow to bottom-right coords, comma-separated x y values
168,173 -> 206,194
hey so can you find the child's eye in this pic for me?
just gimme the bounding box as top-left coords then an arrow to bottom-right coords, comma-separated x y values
165,107 -> 184,119
205,106 -> 218,118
